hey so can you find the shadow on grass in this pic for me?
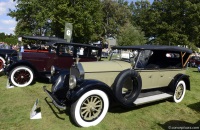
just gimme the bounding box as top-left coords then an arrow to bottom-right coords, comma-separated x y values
44,97 -> 69,120
0,72 -> 5,76
36,78 -> 51,84
109,99 -> 169,113
44,97 -> 79,127
158,120 -> 200,130
188,102 -> 200,113
192,70 -> 200,73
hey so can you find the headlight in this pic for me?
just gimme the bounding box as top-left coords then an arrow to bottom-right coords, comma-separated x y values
7,57 -> 10,64
69,75 -> 77,89
51,66 -> 55,76
18,52 -> 22,60
5,54 -> 8,60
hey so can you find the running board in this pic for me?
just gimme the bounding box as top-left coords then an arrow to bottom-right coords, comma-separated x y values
134,93 -> 173,105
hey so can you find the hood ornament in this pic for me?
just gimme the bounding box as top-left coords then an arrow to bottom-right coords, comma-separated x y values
75,54 -> 80,64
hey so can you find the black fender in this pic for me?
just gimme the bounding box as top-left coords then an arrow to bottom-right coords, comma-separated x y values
67,79 -> 114,104
169,73 -> 190,92
51,70 -> 70,100
6,60 -> 38,77
112,69 -> 142,107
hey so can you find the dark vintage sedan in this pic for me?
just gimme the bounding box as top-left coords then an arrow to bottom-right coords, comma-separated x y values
0,45 -> 18,73
5,36 -> 102,87
44,45 -> 192,127
188,55 -> 200,67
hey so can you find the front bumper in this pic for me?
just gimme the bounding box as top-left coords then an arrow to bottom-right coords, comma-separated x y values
43,86 -> 66,110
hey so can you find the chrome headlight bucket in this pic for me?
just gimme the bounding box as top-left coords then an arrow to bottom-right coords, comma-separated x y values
5,54 -> 8,61
18,52 -> 22,60
7,57 -> 10,64
51,66 -> 55,76
69,75 -> 77,89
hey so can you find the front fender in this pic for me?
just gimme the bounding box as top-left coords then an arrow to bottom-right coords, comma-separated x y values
51,70 -> 70,100
67,79 -> 114,103
169,73 -> 190,91
6,60 -> 38,76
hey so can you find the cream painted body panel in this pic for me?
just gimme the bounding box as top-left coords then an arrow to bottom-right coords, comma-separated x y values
85,72 -> 120,87
82,61 -> 131,86
81,61 -> 131,72
159,69 -> 186,87
81,61 -> 186,89
138,69 -> 186,89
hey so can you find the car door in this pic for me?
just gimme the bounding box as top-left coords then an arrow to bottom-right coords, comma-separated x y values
52,44 -> 74,70
158,52 -> 183,87
135,50 -> 161,89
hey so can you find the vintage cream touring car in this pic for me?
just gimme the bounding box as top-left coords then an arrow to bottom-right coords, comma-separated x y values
44,45 -> 192,127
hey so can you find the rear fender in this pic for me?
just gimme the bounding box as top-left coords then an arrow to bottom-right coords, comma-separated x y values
67,79 -> 114,103
169,74 -> 190,91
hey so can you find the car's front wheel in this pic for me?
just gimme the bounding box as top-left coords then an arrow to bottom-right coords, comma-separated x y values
0,56 -> 5,73
173,80 -> 186,103
10,66 -> 34,87
70,90 -> 109,127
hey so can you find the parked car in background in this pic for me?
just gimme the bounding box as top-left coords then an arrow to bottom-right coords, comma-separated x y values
101,51 -> 109,58
0,44 -> 17,73
44,45 -> 192,127
188,56 -> 200,67
4,36 -> 102,87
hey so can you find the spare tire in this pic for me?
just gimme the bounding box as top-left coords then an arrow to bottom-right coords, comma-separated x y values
113,69 -> 142,107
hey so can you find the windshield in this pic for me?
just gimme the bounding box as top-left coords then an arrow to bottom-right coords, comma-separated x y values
0,44 -> 10,49
110,49 -> 136,62
110,49 -> 154,68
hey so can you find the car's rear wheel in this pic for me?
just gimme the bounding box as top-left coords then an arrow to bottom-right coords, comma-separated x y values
0,56 -> 5,72
10,66 -> 34,87
173,80 -> 186,103
70,90 -> 109,127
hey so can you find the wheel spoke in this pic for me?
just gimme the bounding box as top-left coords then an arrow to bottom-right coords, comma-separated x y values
80,95 -> 103,121
13,69 -> 31,85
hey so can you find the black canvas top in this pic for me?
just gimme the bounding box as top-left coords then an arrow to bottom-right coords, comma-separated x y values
112,45 -> 192,54
20,36 -> 67,42
20,36 -> 101,49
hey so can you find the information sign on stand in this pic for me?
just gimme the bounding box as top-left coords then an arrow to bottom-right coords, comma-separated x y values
30,99 -> 42,119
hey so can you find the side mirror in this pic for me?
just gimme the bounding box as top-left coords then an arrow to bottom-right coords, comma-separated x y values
129,50 -> 138,68
130,57 -> 135,67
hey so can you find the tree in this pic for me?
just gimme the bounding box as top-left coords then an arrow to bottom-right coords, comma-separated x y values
117,22 -> 146,46
133,0 -> 200,51
101,0 -> 131,38
8,0 -> 104,43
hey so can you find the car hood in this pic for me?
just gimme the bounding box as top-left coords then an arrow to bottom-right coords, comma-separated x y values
81,60 -> 131,73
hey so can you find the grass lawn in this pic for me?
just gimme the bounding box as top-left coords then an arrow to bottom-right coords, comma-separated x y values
0,67 -> 199,130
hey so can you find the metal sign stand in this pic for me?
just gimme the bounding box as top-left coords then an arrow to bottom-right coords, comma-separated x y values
30,99 -> 42,119
6,79 -> 14,89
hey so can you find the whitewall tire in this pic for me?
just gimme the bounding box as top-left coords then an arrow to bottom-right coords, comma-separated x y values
10,66 -> 34,87
70,90 -> 109,127
173,80 -> 186,103
0,56 -> 5,72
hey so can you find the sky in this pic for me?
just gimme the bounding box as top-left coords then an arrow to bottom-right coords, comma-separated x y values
0,0 -> 16,35
0,0 -> 154,35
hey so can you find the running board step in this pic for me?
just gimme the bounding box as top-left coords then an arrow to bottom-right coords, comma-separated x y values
134,93 -> 173,105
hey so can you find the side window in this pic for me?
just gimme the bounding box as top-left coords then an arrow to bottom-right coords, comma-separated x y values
166,53 -> 180,58
91,49 -> 99,57
58,45 -> 73,56
165,53 -> 181,68
136,50 -> 153,68
77,47 -> 98,57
